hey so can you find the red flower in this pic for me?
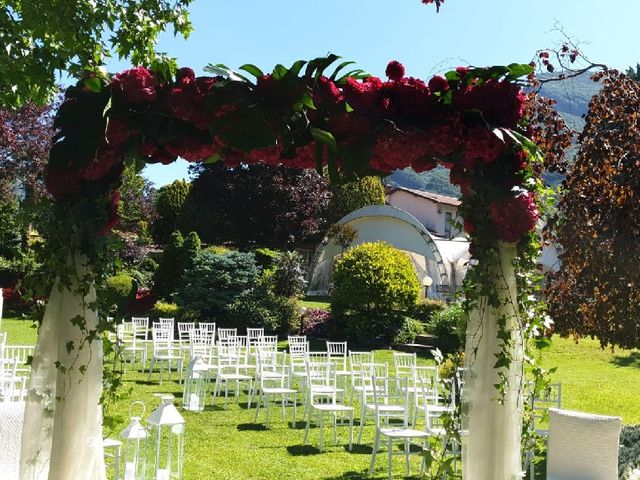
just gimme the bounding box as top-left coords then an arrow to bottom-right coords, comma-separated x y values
342,76 -> 383,113
463,126 -> 505,164
424,116 -> 464,157
98,191 -> 121,237
289,142 -> 319,170
317,76 -> 344,106
455,79 -> 526,127
247,145 -> 283,166
105,117 -> 136,146
45,167 -> 81,199
176,67 -> 196,86
428,75 -> 449,93
79,145 -> 124,181
463,219 -> 475,234
489,192 -> 539,243
168,75 -> 222,130
392,77 -> 432,116
111,66 -> 158,103
455,66 -> 470,79
371,129 -> 430,173
385,61 -> 405,82
165,136 -> 218,162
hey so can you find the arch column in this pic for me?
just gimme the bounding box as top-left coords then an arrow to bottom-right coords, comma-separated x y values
462,242 -> 525,480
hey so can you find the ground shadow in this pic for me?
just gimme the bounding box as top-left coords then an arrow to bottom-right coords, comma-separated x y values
611,351 -> 640,368
320,471 -> 369,480
236,423 -> 267,431
286,445 -> 321,456
288,421 -> 306,430
345,444 -> 373,455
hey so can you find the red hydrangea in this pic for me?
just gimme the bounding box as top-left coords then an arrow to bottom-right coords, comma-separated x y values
385,61 -> 405,81
455,79 -> 526,127
98,191 -> 121,237
45,167 -> 81,199
342,76 -> 383,113
105,118 -> 136,146
489,192 -> 539,243
317,76 -> 343,105
391,77 -> 432,117
168,75 -> 223,130
80,145 -> 124,181
165,136 -> 218,162
111,66 -> 158,103
246,145 -> 283,166
428,75 -> 449,93
463,126 -> 505,164
138,144 -> 177,164
329,111 -> 372,139
463,219 -> 475,234
371,129 -> 430,173
290,142 -> 320,170
424,116 -> 464,157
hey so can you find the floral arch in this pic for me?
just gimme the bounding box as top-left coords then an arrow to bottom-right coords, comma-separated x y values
27,56 -> 545,480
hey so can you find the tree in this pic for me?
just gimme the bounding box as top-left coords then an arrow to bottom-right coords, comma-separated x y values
327,223 -> 358,254
183,163 -> 331,248
0,101 -> 54,200
151,179 -> 190,244
327,176 -> 386,223
118,163 -> 157,234
626,63 -> 640,81
546,70 -> 640,349
0,0 -> 194,106
152,230 -> 184,299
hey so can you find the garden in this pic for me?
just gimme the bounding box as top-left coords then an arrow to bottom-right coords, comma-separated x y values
2,2 -> 640,480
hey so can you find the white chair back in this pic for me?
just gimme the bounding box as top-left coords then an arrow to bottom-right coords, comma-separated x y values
546,408 -> 622,480
177,322 -> 195,342
131,317 -> 149,341
217,328 -> 237,341
393,352 -> 416,379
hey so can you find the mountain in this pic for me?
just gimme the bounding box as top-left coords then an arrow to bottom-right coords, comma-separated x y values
387,74 -> 602,196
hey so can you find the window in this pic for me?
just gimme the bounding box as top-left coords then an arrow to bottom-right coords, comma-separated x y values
444,212 -> 452,238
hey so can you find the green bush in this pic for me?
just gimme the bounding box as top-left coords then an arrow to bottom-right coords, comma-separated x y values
409,298 -> 447,323
226,288 -> 299,334
99,274 -> 137,314
271,251 -> 307,298
393,317 -> 424,344
331,242 -> 420,346
150,301 -> 180,320
619,424 -> 640,479
176,250 -> 260,319
327,176 -> 386,223
425,302 -> 466,353
153,231 -> 184,299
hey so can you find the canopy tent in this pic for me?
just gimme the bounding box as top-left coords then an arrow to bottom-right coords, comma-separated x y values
307,204 -> 470,298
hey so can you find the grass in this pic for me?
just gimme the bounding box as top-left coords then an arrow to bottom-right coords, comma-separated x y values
3,318 -> 640,478
300,296 -> 331,310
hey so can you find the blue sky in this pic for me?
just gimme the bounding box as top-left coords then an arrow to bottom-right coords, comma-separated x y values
106,0 -> 639,187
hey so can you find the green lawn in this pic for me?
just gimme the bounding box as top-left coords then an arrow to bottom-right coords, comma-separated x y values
300,296 -> 331,310
3,318 -> 640,479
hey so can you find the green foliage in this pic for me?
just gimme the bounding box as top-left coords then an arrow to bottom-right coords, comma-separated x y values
331,241 -> 420,345
181,231 -> 201,272
393,317 -> 424,344
176,250 -> 260,318
152,180 -> 190,244
408,298 -> 447,323
424,303 -> 466,353
327,223 -> 358,253
253,247 -> 280,271
122,256 -> 158,290
626,63 -> 640,82
438,351 -> 465,380
226,288 -> 299,334
98,274 -> 136,314
152,230 -> 184,299
327,176 -> 386,222
0,0 -> 194,106
150,301 -> 180,320
271,251 -> 307,298
619,425 -> 640,478
117,163 -> 156,235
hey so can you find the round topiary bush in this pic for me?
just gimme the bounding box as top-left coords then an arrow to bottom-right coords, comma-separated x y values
99,274 -> 137,314
331,241 -> 420,346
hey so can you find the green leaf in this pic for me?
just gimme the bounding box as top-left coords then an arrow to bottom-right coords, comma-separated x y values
445,70 -> 461,82
204,63 -> 250,82
309,127 -> 337,152
239,64 -> 264,78
204,153 -> 221,164
218,109 -> 277,152
507,63 -> 534,79
330,60 -> 356,81
272,64 -> 288,81
287,60 -> 307,78
83,77 -> 103,93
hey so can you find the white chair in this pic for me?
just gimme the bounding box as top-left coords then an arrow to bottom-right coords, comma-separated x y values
410,365 -> 439,427
288,342 -> 308,391
2,345 -> 34,378
157,317 -> 175,338
356,362 -> 390,443
247,327 -> 264,341
0,357 -> 21,402
253,351 -> 297,428
393,352 -> 416,380
348,351 -> 374,404
302,360 -> 354,452
327,341 -> 349,398
198,322 -> 217,342
217,328 -> 237,341
546,408 -> 621,480
213,338 -> 254,409
526,382 -> 562,478
368,376 -> 430,480
117,322 -> 147,371
147,327 -> 183,384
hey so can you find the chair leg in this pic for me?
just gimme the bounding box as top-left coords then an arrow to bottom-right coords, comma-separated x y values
247,379 -> 253,408
319,413 -> 324,452
388,437 -> 393,480
357,403 -> 367,444
348,411 -> 354,451
303,408 -> 312,445
265,395 -> 271,429
333,412 -> 338,445
292,394 -> 297,428
254,394 -> 261,423
405,439 -> 411,476
369,428 -> 380,476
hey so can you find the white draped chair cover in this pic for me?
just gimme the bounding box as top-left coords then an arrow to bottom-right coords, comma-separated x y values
20,255 -> 106,480
462,243 -> 524,480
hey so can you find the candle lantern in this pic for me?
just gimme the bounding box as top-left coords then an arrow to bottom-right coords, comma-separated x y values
119,401 -> 148,480
182,356 -> 209,412
146,394 -> 185,480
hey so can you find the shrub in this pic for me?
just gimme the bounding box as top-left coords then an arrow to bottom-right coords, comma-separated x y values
409,298 -> 447,323
438,351 -> 465,380
99,274 -> 137,314
271,251 -> 307,298
393,317 -> 424,344
150,300 -> 180,320
425,302 -> 466,353
226,288 -> 299,334
619,425 -> 640,479
176,250 -> 260,318
327,176 -> 386,223
302,308 -> 334,338
331,241 -> 420,346
153,230 -> 184,299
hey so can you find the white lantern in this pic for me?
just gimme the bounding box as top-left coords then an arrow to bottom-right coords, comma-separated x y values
119,401 -> 148,480
146,394 -> 185,480
182,356 -> 209,412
